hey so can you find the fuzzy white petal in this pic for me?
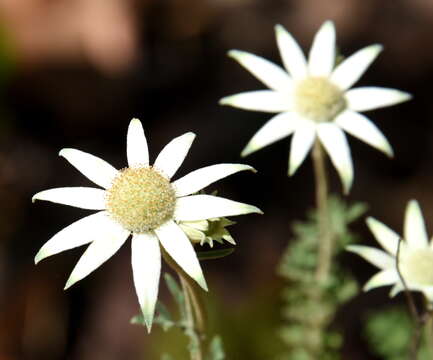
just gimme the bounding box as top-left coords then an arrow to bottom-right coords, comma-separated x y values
227,50 -> 293,92
330,44 -> 383,90
59,148 -> 118,189
317,123 -> 353,194
154,132 -> 195,179
275,24 -> 307,79
174,195 -> 262,221
288,121 -> 316,176
366,217 -> 400,256
155,220 -> 207,291
173,164 -> 255,197
131,233 -> 161,332
404,200 -> 429,249
347,245 -> 394,270
335,110 -> 393,157
363,269 -> 399,292
345,87 -> 412,112
127,118 -> 149,167
32,187 -> 106,210
220,90 -> 291,113
308,21 -> 336,77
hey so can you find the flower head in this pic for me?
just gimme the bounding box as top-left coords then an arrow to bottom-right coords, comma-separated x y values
33,118 -> 262,331
220,21 -> 411,193
347,200 -> 433,302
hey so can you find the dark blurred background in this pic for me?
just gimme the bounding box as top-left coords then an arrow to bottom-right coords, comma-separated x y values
0,0 -> 431,359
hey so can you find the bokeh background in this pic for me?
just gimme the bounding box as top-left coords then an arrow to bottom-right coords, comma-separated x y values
0,0 -> 431,359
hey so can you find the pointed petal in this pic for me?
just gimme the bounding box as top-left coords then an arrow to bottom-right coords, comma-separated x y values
35,211 -> 112,264
404,200 -> 429,249
288,121 -> 316,175
422,288 -> 433,303
308,21 -> 336,77
131,233 -> 161,332
32,187 -> 106,210
155,220 -> 207,291
347,245 -> 394,269
331,44 -> 383,90
173,164 -> 255,197
59,148 -> 118,189
363,269 -> 399,292
366,217 -> 401,256
174,195 -> 262,221
220,90 -> 290,113
275,24 -> 307,79
335,110 -> 393,157
241,112 -> 300,157
345,87 -> 412,112
64,222 -> 129,289
227,50 -> 293,92
127,118 -> 149,167
153,133 -> 195,179
317,123 -> 353,194
389,283 -> 403,297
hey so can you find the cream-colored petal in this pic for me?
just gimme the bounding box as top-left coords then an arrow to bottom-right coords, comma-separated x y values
308,21 -> 336,77
127,118 -> 149,167
59,148 -> 118,189
155,220 -> 207,291
288,121 -> 316,176
131,233 -> 161,332
317,123 -> 353,194
335,110 -> 393,157
173,164 -> 255,197
346,245 -> 394,269
241,112 -> 300,157
35,211 -> 112,264
330,44 -> 383,90
174,195 -> 262,221
275,24 -> 307,79
363,269 -> 399,292
389,283 -> 404,297
227,50 -> 293,92
345,87 -> 412,112
421,288 -> 433,303
32,187 -> 106,210
366,217 -> 401,256
178,223 -> 206,242
153,132 -> 195,179
219,90 -> 291,113
404,200 -> 429,249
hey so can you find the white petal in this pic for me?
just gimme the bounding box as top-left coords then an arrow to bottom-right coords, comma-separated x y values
346,245 -> 394,269
32,187 -> 106,210
345,87 -> 412,112
153,132 -> 195,179
173,164 -> 255,197
366,217 -> 401,256
59,148 -> 118,189
155,220 -> 207,291
335,110 -> 393,157
389,283 -> 403,297
308,21 -> 336,77
35,211 -> 112,264
363,269 -> 399,292
219,90 -> 291,113
422,288 -> 433,302
227,50 -> 293,92
404,200 -> 429,249
131,233 -> 161,332
241,112 -> 300,157
317,123 -> 353,194
331,44 -> 383,90
275,24 -> 307,79
288,121 -> 316,176
174,195 -> 262,221
127,118 -> 149,167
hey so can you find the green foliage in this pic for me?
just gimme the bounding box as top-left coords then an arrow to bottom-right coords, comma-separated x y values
196,248 -> 235,261
207,336 -> 225,360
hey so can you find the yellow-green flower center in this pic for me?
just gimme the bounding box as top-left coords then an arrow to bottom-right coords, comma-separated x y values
293,77 -> 346,122
402,249 -> 433,286
106,167 -> 176,233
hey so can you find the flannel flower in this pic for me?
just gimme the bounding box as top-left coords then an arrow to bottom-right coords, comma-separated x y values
33,118 -> 262,331
220,20 -> 411,193
348,200 -> 433,302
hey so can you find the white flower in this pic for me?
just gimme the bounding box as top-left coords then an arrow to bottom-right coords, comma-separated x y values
33,118 -> 262,331
220,21 -> 411,193
347,200 -> 433,302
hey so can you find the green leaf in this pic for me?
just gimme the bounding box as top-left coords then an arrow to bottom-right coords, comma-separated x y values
207,336 -> 225,360
197,248 -> 235,261
154,302 -> 176,331
163,273 -> 186,319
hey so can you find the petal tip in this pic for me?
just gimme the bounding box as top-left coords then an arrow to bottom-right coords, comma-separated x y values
228,49 -> 243,59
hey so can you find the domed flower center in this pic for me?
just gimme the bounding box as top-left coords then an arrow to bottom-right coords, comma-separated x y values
294,77 -> 346,122
106,167 -> 176,233
401,249 -> 433,286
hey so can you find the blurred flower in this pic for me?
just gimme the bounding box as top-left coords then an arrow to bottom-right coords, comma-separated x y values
220,21 -> 411,193
33,118 -> 261,331
347,200 -> 433,302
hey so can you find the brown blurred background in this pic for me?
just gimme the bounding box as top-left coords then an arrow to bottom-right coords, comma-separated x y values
0,0 -> 430,359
